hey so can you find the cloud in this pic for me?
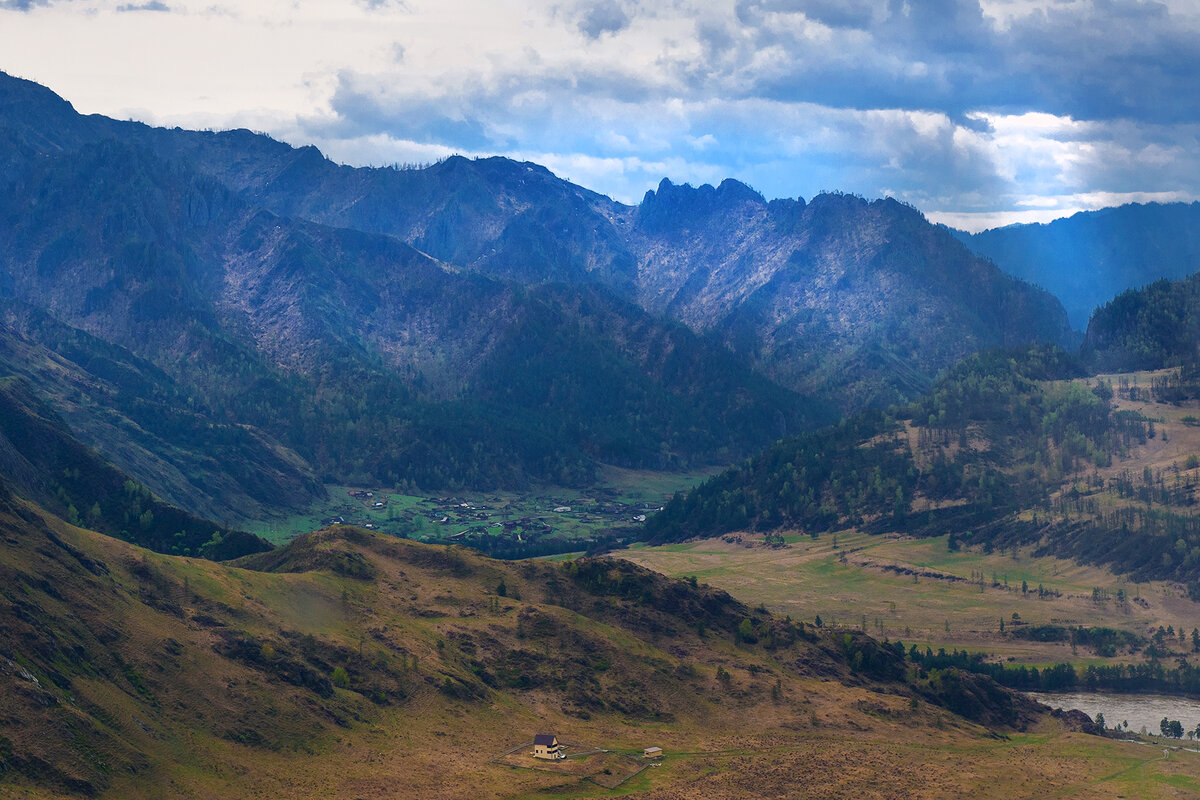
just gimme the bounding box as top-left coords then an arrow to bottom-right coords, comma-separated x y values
302,131 -> 458,169
356,0 -> 409,10
2,0 -> 171,9
289,0 -> 1200,218
788,0 -> 881,29
650,0 -> 1200,126
115,1 -> 169,10
323,76 -> 495,150
576,0 -> 629,38
4,0 -> 1198,224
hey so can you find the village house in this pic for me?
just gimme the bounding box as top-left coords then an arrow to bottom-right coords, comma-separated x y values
532,734 -> 563,759
643,746 -> 663,759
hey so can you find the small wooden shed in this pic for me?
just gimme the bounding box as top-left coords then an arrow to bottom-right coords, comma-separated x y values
643,746 -> 663,759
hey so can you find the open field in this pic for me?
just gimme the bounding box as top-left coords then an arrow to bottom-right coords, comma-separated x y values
624,530 -> 1200,666
496,723 -> 1200,800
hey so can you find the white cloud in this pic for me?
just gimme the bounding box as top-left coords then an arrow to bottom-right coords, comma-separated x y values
928,208 -> 1082,232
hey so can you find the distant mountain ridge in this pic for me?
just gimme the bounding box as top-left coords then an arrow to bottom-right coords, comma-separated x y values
0,72 -> 1071,402
0,70 -> 1074,515
136,128 -> 1074,407
126,138 -> 1073,409
952,202 -> 1200,329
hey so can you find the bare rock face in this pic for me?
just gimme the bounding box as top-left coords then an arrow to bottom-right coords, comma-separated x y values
628,182 -> 1073,409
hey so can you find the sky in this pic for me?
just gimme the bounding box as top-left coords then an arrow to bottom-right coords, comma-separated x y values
1,0 -> 1198,231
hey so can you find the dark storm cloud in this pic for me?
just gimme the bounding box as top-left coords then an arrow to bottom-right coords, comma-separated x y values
325,78 -> 494,150
1002,1 -> 1200,123
697,0 -> 1200,123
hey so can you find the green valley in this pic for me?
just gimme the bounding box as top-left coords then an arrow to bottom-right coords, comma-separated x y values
245,467 -> 716,553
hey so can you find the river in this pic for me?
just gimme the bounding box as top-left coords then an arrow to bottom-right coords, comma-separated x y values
1032,691 -> 1200,736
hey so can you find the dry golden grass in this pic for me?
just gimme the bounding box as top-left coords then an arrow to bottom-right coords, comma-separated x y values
625,529 -> 1200,666
5,498 -> 1200,800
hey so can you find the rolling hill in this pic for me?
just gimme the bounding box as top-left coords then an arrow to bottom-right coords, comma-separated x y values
1,483 -> 1103,799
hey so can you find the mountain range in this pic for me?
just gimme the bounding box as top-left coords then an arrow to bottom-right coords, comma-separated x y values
0,71 -> 1076,523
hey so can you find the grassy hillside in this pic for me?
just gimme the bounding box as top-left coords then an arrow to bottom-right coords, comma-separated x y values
6,488 -> 1197,798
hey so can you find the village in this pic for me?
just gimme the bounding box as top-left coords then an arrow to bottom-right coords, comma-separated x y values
307,486 -> 665,554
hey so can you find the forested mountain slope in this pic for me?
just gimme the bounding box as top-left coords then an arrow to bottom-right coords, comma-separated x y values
648,345 -> 1200,590
0,298 -> 324,522
631,183 -> 1074,408
0,86 -> 824,508
0,376 -> 270,559
1082,273 -> 1200,374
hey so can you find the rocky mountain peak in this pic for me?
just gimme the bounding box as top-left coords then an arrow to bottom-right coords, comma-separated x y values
637,177 -> 767,232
